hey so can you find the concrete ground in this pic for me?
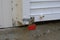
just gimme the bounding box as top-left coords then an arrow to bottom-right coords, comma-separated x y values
0,21 -> 60,40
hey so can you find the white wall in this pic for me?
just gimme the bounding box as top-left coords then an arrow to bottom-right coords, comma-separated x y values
0,0 -> 12,28
0,0 -> 3,27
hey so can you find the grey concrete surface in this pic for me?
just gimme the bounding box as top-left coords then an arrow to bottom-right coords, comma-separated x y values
0,21 -> 60,40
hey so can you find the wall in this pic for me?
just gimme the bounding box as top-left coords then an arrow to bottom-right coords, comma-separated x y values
13,0 -> 23,26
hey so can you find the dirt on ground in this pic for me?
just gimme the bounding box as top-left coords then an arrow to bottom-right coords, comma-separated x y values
0,21 -> 60,40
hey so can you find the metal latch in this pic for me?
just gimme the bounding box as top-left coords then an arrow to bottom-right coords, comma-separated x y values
29,17 -> 35,25
23,17 -> 35,24
23,18 -> 30,22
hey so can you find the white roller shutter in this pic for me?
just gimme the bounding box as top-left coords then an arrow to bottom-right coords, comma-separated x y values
30,0 -> 60,21
14,0 -> 60,25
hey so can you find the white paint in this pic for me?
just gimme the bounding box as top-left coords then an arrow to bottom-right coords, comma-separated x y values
31,0 -> 60,2
14,0 -> 60,25
30,1 -> 60,21
31,1 -> 60,9
0,0 -> 3,27
23,0 -> 30,18
0,0 -> 12,28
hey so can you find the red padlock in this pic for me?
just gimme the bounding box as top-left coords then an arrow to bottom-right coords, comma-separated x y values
28,24 -> 36,30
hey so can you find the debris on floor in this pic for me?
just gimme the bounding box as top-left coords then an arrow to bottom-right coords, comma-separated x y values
0,21 -> 60,40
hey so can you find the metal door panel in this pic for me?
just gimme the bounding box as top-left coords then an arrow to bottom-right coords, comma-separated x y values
31,0 -> 60,2
31,13 -> 60,21
31,7 -> 60,14
30,1 -> 60,21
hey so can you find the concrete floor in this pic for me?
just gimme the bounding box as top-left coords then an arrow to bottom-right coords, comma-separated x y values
0,21 -> 60,40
